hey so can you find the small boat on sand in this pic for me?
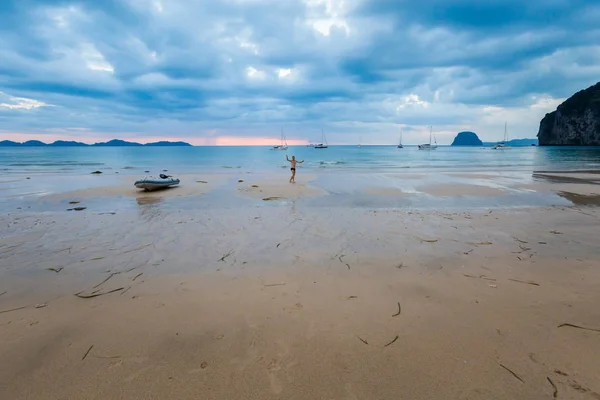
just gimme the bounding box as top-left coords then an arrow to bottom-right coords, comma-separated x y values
134,175 -> 180,191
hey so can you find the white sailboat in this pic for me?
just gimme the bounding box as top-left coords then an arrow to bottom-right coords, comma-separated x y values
418,126 -> 437,150
273,128 -> 288,150
314,129 -> 328,149
492,122 -> 511,150
397,128 -> 403,149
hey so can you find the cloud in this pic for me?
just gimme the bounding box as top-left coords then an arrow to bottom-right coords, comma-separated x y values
0,0 -> 598,144
0,91 -> 52,110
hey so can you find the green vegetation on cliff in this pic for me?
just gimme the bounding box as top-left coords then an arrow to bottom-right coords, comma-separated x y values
538,82 -> 600,146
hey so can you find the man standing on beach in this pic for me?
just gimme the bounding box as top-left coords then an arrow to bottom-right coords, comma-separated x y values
286,155 -> 304,183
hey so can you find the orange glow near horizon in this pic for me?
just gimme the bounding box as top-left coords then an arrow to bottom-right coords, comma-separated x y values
208,136 -> 309,146
0,132 -> 310,146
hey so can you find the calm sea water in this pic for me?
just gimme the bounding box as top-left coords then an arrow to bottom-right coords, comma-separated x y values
1,145 -> 600,210
1,146 -> 600,175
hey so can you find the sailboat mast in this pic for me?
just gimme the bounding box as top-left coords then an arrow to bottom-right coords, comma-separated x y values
429,126 -> 432,145
504,122 -> 508,142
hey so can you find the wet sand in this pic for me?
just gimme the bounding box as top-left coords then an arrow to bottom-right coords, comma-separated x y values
1,173 -> 600,399
50,173 -> 228,200
518,171 -> 600,201
417,182 -> 505,197
365,186 -> 413,197
237,175 -> 327,200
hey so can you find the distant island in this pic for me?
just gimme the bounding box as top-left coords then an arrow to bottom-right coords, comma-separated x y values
482,138 -> 538,147
451,132 -> 537,146
538,81 -> 600,146
451,131 -> 482,146
0,139 -> 193,147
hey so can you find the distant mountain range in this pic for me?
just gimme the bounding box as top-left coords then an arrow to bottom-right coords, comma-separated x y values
0,139 -> 192,147
450,132 -> 538,147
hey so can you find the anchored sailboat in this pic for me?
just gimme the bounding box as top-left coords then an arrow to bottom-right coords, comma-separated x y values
418,126 -> 437,150
273,128 -> 288,150
492,122 -> 511,149
314,129 -> 328,149
397,128 -> 403,149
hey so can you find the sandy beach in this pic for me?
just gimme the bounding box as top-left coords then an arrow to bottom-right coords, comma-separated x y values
237,175 -> 327,200
1,171 -> 600,399
3,0 -> 600,396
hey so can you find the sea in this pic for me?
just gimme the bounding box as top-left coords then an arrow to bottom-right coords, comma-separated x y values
2,145 -> 600,174
1,145 -> 600,210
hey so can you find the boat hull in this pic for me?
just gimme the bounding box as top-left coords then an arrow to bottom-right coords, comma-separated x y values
134,178 -> 180,191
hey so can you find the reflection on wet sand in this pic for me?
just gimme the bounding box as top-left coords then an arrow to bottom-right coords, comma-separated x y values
136,196 -> 163,206
533,171 -> 600,185
526,170 -> 600,206
136,194 -> 165,222
557,191 -> 600,206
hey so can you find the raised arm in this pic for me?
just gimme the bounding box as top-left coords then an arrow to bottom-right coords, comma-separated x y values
286,155 -> 290,162
298,160 -> 304,163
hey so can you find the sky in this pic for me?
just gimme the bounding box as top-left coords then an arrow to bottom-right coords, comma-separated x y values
1,0 -> 599,146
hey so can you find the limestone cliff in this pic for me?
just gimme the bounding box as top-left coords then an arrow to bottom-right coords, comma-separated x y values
538,82 -> 600,146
